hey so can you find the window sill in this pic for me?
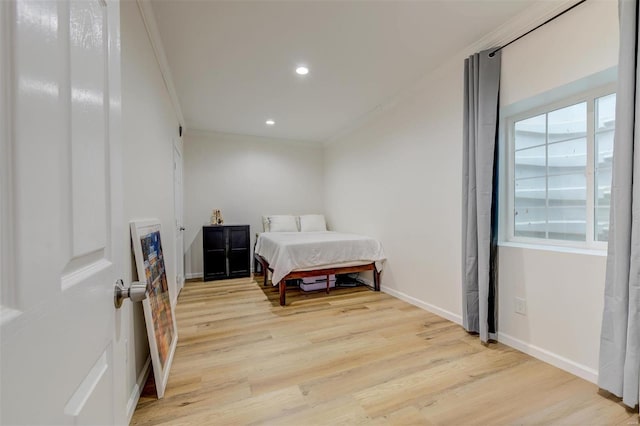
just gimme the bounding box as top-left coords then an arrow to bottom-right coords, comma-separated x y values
498,240 -> 607,257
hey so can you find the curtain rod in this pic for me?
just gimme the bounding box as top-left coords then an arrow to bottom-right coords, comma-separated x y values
489,0 -> 588,57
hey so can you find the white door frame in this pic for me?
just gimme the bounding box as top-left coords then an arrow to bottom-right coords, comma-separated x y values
0,0 -> 17,323
173,137 -> 185,298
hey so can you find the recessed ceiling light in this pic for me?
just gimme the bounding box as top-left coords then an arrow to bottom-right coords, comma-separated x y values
265,119 -> 275,126
296,66 -> 309,75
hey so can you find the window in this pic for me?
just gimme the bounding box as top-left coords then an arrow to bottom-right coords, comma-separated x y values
507,89 -> 616,248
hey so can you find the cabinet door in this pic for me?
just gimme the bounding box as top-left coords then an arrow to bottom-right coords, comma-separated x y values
203,227 -> 226,281
228,226 -> 250,278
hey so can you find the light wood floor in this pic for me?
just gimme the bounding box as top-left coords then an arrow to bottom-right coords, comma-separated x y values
131,277 -> 638,425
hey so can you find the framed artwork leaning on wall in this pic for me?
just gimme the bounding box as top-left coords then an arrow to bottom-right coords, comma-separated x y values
130,219 -> 178,399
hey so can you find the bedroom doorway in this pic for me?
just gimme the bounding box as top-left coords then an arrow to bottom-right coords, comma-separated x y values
174,140 -> 185,297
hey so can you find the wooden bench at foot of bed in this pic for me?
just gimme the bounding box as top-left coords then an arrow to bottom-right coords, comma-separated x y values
255,255 -> 380,306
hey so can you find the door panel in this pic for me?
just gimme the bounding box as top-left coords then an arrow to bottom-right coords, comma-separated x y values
203,227 -> 225,247
204,251 -> 227,279
203,227 -> 226,280
228,226 -> 248,248
13,0 -> 68,308
63,346 -> 113,425
64,0 -> 110,288
1,1 -> 122,424
228,226 -> 249,277
228,249 -> 249,276
69,0 -> 107,256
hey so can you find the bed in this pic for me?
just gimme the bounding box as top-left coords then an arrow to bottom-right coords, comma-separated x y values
255,229 -> 386,306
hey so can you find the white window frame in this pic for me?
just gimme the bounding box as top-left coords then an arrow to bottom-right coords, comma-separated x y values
503,83 -> 616,252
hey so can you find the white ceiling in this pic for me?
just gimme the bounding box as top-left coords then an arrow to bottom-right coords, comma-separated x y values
152,0 -> 539,142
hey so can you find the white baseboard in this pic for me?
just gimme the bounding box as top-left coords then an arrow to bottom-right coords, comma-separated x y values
376,284 -> 463,325
126,356 -> 151,423
376,285 -> 598,384
348,277 -> 599,385
497,332 -> 598,384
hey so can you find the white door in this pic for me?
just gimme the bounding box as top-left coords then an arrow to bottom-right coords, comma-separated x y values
1,0 -> 123,424
174,142 -> 185,295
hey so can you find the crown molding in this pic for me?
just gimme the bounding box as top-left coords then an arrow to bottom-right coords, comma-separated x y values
136,0 -> 185,127
185,127 -> 322,146
324,0 -> 582,146
475,0 -> 582,53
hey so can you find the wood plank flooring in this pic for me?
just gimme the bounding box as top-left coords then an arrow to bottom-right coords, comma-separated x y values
131,277 -> 638,425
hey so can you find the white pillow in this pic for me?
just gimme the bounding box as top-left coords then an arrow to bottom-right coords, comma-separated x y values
262,216 -> 270,232
299,214 -> 327,232
267,215 -> 298,232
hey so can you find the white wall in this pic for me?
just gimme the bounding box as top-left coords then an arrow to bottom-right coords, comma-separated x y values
183,130 -> 324,277
501,1 -> 618,107
498,0 -> 618,382
118,2 -> 181,422
324,0 -> 618,381
324,59 -> 464,322
497,247 -> 607,380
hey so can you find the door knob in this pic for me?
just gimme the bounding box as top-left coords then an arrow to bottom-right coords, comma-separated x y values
114,279 -> 148,309
179,226 -> 185,231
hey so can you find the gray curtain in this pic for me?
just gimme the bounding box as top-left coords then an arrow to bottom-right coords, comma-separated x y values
598,0 -> 640,409
462,49 -> 501,343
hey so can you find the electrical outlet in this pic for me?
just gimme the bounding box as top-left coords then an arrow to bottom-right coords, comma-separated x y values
515,297 -> 527,315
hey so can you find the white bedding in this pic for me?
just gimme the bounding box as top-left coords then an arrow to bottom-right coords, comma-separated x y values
255,231 -> 386,285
